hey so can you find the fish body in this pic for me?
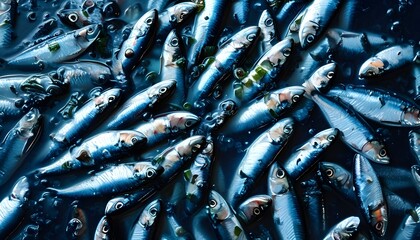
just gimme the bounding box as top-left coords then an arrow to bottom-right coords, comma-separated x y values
323,216 -> 360,240
129,199 -> 162,240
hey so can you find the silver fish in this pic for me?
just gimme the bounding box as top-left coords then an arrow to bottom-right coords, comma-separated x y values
312,94 -> 390,164
237,195 -> 272,225
326,85 -> 420,127
282,128 -> 339,180
208,190 -> 248,240
0,0 -> 16,48
6,24 -> 101,70
268,162 -> 305,240
299,0 -> 342,49
302,63 -> 336,96
94,216 -> 111,240
353,154 -> 388,237
129,199 -> 162,240
258,10 -> 276,53
359,44 -> 415,78
0,109 -> 41,186
319,162 -> 356,202
228,118 -> 294,208
394,205 -> 420,240
323,216 -> 360,240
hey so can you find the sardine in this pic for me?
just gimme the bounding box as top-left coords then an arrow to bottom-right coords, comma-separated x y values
268,162 -> 306,240
258,10 -> 276,54
323,216 -> 360,240
299,0 -> 342,49
312,94 -> 390,164
326,85 -> 420,127
228,118 -> 294,208
302,63 -> 336,96
359,44 -> 415,78
0,109 -> 41,185
237,195 -> 272,225
105,80 -> 176,130
207,190 -> 248,240
319,162 -> 356,202
94,216 -> 111,240
282,128 -> 339,180
394,205 -> 420,240
353,154 -> 388,237
129,199 -> 162,240
221,86 -> 305,135
6,24 -> 102,70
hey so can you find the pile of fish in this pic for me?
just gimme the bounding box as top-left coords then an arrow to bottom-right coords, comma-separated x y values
0,0 -> 419,239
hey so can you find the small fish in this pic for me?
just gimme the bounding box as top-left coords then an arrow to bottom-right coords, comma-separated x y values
353,154 -> 388,237
302,63 -> 336,96
268,162 -> 306,240
94,216 -> 111,240
326,85 -> 420,127
237,195 -> 272,225
323,216 -> 360,240
319,162 -> 356,202
228,118 -> 294,208
105,80 -> 176,130
207,190 -> 248,240
359,44 -> 415,78
47,162 -> 163,198
299,0 -> 342,49
112,9 -> 158,76
258,10 -> 276,53
393,205 -> 420,240
6,24 -> 101,70
221,86 -> 305,136
312,94 -> 390,164
282,128 -> 339,180
129,199 -> 162,240
0,109 -> 42,186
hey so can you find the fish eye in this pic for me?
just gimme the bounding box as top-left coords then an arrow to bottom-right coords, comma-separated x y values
159,87 -> 168,94
108,96 -> 116,102
366,70 -> 374,76
146,17 -> 153,25
265,18 -> 273,27
87,27 -> 94,34
306,34 -> 315,43
209,199 -> 217,208
150,207 -> 158,216
146,169 -> 156,178
327,71 -> 334,79
375,221 -> 383,231
325,168 -> 334,177
102,224 -> 109,233
131,137 -> 138,144
68,13 -> 78,23
170,38 -> 179,47
379,148 -> 387,157
247,33 -> 257,42
283,48 -> 291,57
115,201 -> 124,209
253,208 -> 261,215
292,95 -> 300,103
283,126 -> 292,134
327,134 -> 335,142
185,120 -> 194,128
180,12 -> 186,19
275,169 -> 285,178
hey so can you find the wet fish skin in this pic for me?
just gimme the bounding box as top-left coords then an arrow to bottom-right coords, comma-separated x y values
323,216 -> 360,240
359,44 -> 415,78
129,199 -> 162,240
319,162 -> 356,202
0,109 -> 42,186
6,24 -> 102,70
94,216 -> 111,240
106,80 -> 177,130
221,86 -> 305,135
65,205 -> 88,239
237,195 -> 272,225
326,85 -> 420,127
232,0 -> 250,25
57,7 -> 103,29
258,10 -> 276,53
412,165 -> 420,197
312,94 -> 390,164
302,62 -> 336,96
299,0 -> 342,49
166,202 -> 194,240
353,154 -> 388,237
186,26 -> 261,109
301,178 -> 326,239
228,118 -> 294,208
268,162 -> 306,240
393,205 -> 420,240
207,190 -> 248,240
282,128 -> 339,180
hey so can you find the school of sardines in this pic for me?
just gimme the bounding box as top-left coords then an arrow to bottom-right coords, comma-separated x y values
0,0 -> 420,239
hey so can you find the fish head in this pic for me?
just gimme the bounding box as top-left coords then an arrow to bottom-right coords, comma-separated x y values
269,86 -> 305,111
95,217 -> 110,239
311,128 -> 339,149
133,9 -> 158,32
57,9 -> 86,28
370,202 -> 388,237
94,88 -> 122,110
147,80 -> 177,104
208,190 -> 231,221
76,24 -> 101,43
175,135 -> 206,157
133,162 -> 164,180
406,206 -> 420,225
263,38 -> 293,67
167,111 -> 200,132
18,108 -> 42,155
358,57 -> 385,78
118,131 -> 147,148
11,176 -> 30,201
319,162 -> 351,188
268,117 -> 294,143
361,140 -> 389,164
21,73 -> 69,96
163,30 -> 183,57
268,162 -> 290,195
402,107 -> 420,126
169,2 -> 198,24
335,216 -> 360,238
258,10 -> 275,42
139,199 -> 162,227
237,194 -> 272,224
105,196 -> 131,215
304,63 -> 336,94
299,19 -> 319,49
230,26 -> 261,49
